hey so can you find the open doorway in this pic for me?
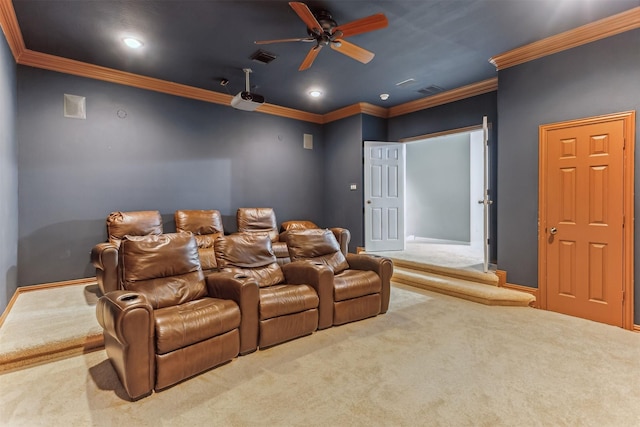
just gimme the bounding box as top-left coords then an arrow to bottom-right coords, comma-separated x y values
402,128 -> 487,272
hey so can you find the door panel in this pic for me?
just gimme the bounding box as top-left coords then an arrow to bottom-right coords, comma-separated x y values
544,119 -> 624,326
364,142 -> 405,251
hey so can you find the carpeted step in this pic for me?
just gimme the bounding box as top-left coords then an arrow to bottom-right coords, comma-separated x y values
392,266 -> 535,307
389,258 -> 499,286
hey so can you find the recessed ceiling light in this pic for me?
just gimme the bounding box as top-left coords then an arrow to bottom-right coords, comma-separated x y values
308,90 -> 322,98
123,37 -> 143,49
380,93 -> 390,101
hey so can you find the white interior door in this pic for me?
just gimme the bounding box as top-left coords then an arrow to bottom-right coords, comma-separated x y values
364,141 -> 405,251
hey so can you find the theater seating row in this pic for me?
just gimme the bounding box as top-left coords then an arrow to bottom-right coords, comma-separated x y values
93,209 -> 392,401
91,208 -> 351,295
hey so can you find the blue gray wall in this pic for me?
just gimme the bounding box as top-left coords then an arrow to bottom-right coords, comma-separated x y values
323,114 -> 363,252
0,34 -> 18,310
497,29 -> 640,323
16,66 -> 324,287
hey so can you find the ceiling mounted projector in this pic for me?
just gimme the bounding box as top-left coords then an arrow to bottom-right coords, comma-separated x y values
231,68 -> 265,111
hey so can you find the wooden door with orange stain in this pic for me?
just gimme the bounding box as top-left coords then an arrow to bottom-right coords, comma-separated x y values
542,117 -> 627,327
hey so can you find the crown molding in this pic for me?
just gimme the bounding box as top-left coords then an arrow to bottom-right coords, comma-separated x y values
387,78 -> 498,118
490,6 -> 640,70
18,49 -> 234,104
323,102 -> 388,124
258,103 -> 324,123
0,0 -> 24,59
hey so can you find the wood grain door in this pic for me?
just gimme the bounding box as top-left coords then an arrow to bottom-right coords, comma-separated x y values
539,112 -> 635,327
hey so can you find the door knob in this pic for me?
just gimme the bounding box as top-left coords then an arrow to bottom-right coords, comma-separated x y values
549,227 -> 558,235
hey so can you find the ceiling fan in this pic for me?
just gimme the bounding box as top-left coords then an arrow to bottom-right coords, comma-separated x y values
255,2 -> 388,71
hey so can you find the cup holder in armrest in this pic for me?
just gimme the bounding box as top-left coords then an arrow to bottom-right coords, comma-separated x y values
119,294 -> 139,302
234,274 -> 249,280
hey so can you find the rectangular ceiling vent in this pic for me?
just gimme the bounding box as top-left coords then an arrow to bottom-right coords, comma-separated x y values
250,49 -> 277,64
418,85 -> 445,96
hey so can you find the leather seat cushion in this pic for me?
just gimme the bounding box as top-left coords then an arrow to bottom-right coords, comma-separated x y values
154,297 -> 240,354
334,270 -> 381,302
259,284 -> 319,320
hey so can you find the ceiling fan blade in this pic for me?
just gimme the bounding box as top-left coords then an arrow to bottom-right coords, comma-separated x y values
289,2 -> 323,35
255,37 -> 315,45
299,45 -> 322,71
333,13 -> 388,38
330,40 -> 375,64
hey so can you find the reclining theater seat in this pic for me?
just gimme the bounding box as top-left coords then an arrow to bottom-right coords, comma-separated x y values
236,207 -> 290,265
95,232 -> 241,400
279,220 -> 351,256
175,209 -> 224,274
207,233 -> 333,354
286,228 -> 393,326
91,210 -> 163,295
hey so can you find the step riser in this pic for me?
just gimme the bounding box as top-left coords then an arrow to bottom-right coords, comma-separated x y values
391,268 -> 535,307
391,259 -> 498,286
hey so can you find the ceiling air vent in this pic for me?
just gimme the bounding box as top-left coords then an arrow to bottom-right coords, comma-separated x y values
250,49 -> 277,64
418,85 -> 445,96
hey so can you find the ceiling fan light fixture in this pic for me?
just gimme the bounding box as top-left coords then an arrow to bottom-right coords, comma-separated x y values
123,37 -> 143,49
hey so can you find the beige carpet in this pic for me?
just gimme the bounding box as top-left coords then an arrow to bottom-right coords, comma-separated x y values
1,284 -> 639,426
0,282 -> 103,372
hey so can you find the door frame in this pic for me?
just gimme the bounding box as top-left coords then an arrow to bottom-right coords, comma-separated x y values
538,111 -> 635,329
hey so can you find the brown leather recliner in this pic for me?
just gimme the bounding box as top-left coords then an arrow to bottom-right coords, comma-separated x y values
95,232 -> 241,400
91,210 -> 163,295
286,228 -> 393,326
175,209 -> 224,274
279,220 -> 351,256
207,233 -> 333,354
236,208 -> 290,265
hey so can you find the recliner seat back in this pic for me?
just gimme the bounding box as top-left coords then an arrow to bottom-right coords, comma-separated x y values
236,207 -> 279,242
286,228 -> 349,274
214,233 -> 284,287
119,232 -> 206,309
107,210 -> 163,248
175,209 -> 224,272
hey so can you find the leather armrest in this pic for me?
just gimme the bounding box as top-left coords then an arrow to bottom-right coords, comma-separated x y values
329,227 -> 351,255
91,243 -> 119,295
91,242 -> 117,270
96,291 -> 152,336
282,261 -> 334,330
95,291 -> 155,400
206,272 -> 260,355
346,253 -> 394,314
